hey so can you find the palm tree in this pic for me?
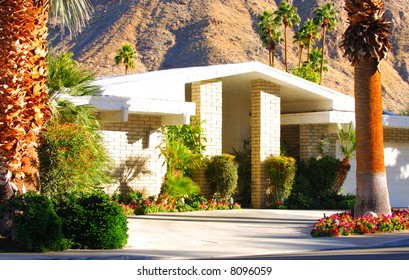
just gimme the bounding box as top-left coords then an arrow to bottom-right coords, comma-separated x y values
115,44 -> 137,75
313,2 -> 337,84
0,0 -> 93,200
292,47 -> 327,83
258,10 -> 283,67
273,1 -> 300,72
293,27 -> 309,66
340,0 -> 392,218
301,19 -> 320,63
332,122 -> 356,194
47,51 -> 101,101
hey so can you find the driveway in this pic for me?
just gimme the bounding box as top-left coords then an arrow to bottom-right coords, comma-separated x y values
2,209 -> 409,260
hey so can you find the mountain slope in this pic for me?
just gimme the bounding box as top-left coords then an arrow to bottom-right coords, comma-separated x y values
47,0 -> 409,113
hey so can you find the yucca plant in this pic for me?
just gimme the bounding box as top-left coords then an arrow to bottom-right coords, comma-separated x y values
340,0 -> 392,217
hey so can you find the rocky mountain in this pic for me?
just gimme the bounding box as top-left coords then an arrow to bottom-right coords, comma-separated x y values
47,0 -> 409,113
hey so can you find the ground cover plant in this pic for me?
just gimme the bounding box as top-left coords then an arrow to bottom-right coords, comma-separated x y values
114,193 -> 241,215
311,209 -> 409,237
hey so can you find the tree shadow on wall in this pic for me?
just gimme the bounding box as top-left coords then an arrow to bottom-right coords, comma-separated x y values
113,155 -> 152,197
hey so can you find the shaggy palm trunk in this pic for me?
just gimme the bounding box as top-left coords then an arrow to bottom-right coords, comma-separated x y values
354,61 -> 391,218
0,0 -> 51,200
332,157 -> 351,194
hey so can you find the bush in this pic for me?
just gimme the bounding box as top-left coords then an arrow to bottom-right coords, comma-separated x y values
232,139 -> 252,208
161,171 -> 200,199
55,191 -> 128,249
0,192 -> 69,252
287,156 -> 355,209
265,155 -> 297,207
39,121 -> 112,200
205,154 -> 238,201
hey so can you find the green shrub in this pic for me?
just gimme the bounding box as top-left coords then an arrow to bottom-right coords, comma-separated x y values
55,191 -> 128,249
232,139 -> 252,208
161,171 -> 200,199
39,121 -> 112,200
1,192 -> 69,252
265,155 -> 297,208
287,156 -> 355,209
205,154 -> 238,201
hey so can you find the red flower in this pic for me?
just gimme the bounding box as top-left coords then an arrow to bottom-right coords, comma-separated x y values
277,200 -> 282,205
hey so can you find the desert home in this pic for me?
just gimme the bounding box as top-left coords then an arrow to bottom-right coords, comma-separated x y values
68,62 -> 409,208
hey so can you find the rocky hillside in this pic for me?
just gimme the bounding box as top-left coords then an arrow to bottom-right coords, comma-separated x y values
47,0 -> 409,113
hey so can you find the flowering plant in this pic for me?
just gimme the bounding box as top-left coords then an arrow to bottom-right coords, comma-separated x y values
119,196 -> 241,215
311,209 -> 409,237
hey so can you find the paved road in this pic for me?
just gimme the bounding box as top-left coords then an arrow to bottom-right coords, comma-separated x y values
2,209 -> 409,260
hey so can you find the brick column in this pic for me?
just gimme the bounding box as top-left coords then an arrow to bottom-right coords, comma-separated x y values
251,79 -> 281,208
191,79 -> 223,197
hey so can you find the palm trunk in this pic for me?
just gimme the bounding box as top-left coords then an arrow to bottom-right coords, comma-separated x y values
354,61 -> 391,218
269,49 -> 274,67
284,24 -> 288,72
307,36 -> 312,62
298,45 -> 304,66
332,157 -> 351,194
319,27 -> 326,85
0,0 -> 51,199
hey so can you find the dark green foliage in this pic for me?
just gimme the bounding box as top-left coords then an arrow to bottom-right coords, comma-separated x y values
205,154 -> 239,201
287,156 -> 355,209
0,192 -> 69,252
232,139 -> 252,207
265,155 -> 297,207
55,191 -> 128,249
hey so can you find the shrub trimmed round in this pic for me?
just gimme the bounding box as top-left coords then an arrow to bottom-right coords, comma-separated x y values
1,192 -> 69,252
56,191 -> 128,249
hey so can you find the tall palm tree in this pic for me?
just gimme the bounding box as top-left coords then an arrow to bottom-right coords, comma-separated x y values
301,19 -> 320,63
340,0 -> 392,218
0,0 -> 93,200
273,1 -> 300,72
293,27 -> 309,66
313,2 -> 337,84
258,10 -> 282,67
115,44 -> 137,75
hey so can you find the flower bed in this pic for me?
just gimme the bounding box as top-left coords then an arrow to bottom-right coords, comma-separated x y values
311,209 -> 409,237
116,195 -> 241,216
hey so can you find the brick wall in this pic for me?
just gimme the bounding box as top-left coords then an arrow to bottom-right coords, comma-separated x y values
101,114 -> 166,197
281,125 -> 300,160
251,79 -> 281,208
384,127 -> 409,143
299,124 -> 337,161
191,79 -> 223,197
